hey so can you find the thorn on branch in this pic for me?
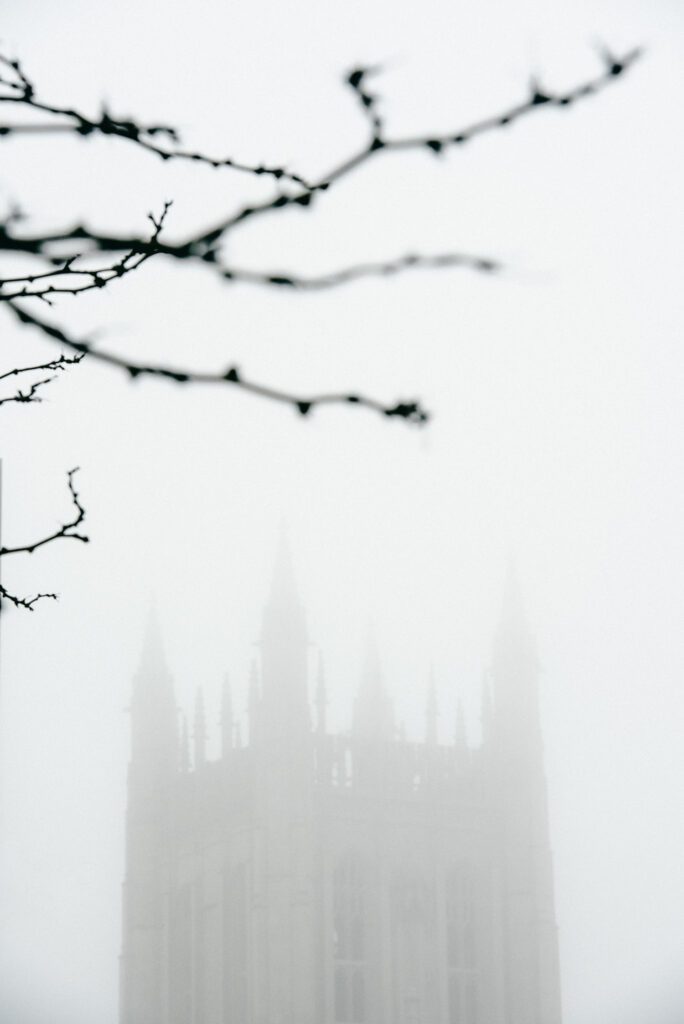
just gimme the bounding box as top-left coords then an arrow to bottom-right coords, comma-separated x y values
530,78 -> 552,106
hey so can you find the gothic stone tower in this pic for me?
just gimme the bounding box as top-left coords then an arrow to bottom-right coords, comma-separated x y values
120,550 -> 562,1024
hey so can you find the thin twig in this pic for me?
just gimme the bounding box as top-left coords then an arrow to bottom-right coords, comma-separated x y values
0,584 -> 57,611
0,55 -> 317,190
186,47 -> 644,249
0,46 -> 642,427
0,202 -> 171,302
218,251 -> 501,288
0,467 -> 88,612
0,353 -> 83,406
0,49 -> 642,282
0,467 -> 88,557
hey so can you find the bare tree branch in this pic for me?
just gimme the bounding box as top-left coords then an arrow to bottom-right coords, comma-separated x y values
0,468 -> 88,612
0,352 -> 83,407
186,47 -> 643,249
0,44 -> 641,608
0,46 -> 642,429
0,585 -> 57,612
0,48 -> 642,287
5,301 -> 429,423
218,251 -> 501,289
0,202 -> 170,302
0,55 -> 317,190
0,216 -> 502,296
346,64 -> 386,139
0,467 -> 88,557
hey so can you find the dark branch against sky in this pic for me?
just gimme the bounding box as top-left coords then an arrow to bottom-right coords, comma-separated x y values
0,46 -> 642,424
0,467 -> 88,611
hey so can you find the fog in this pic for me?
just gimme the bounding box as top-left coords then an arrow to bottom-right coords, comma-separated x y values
0,0 -> 683,1022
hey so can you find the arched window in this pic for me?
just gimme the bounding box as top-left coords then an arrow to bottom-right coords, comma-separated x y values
333,856 -> 367,1022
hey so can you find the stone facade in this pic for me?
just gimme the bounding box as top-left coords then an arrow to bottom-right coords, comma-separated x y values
120,547 -> 562,1024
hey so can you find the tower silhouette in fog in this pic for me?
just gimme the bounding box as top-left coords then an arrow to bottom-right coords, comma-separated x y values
120,543 -> 562,1024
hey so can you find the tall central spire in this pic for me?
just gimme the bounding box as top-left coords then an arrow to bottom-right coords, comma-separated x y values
260,531 -> 309,740
268,524 -> 300,608
130,605 -> 177,778
491,562 -> 543,766
425,665 -> 438,745
353,629 -> 395,740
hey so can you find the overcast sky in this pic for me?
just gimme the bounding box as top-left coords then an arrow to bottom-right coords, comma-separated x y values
0,1 -> 683,1022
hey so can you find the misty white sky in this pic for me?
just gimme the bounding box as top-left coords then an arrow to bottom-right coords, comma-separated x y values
0,1 -> 683,1022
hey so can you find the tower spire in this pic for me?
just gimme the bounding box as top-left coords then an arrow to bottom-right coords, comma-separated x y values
353,629 -> 394,740
315,653 -> 327,735
269,524 -> 299,607
488,563 -> 563,1024
121,607 -> 178,1024
480,668 -> 494,746
425,665 -> 438,745
179,712 -> 190,773
260,532 -> 309,740
499,558 -> 529,643
248,657 -> 261,747
491,561 -> 541,758
221,673 -> 233,757
193,687 -> 206,768
454,696 -> 468,753
130,605 -> 177,777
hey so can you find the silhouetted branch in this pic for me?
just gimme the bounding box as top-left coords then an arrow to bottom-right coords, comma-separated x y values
0,352 -> 83,407
0,55 -> 316,190
0,46 -> 642,427
0,43 -> 642,616
0,467 -> 88,557
0,202 -> 170,302
0,584 -> 57,612
219,250 -> 501,289
0,48 -> 641,282
187,47 -> 643,247
0,218 -> 501,293
6,301 -> 429,423
0,468 -> 88,612
346,65 -> 385,139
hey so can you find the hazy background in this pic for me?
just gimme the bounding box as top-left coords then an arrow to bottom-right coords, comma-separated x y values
0,0 -> 682,1022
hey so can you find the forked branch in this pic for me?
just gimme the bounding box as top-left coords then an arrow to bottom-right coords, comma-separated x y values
0,352 -> 83,407
0,46 -> 642,425
0,55 -> 316,189
0,468 -> 88,612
